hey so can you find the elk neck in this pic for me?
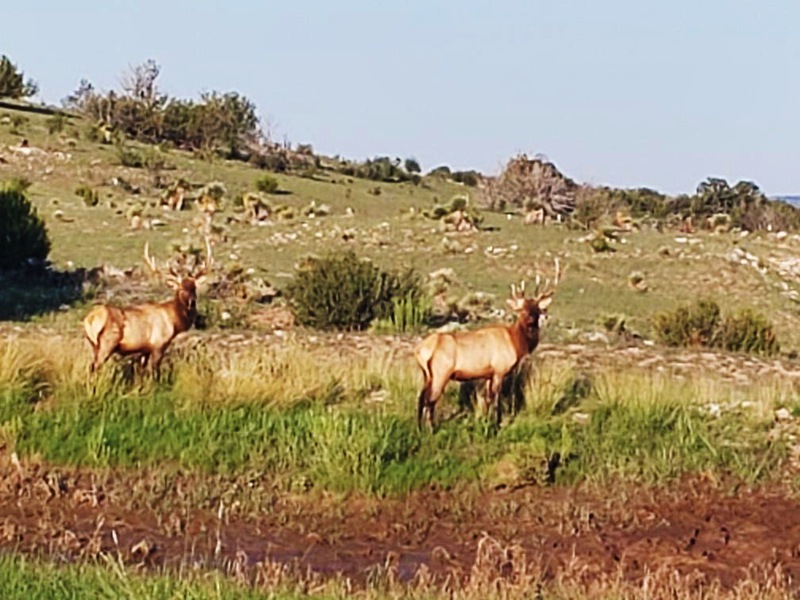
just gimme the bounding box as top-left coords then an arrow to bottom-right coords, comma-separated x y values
171,289 -> 197,332
509,313 -> 539,356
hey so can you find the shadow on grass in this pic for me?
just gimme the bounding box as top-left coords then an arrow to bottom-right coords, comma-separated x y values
0,264 -> 97,321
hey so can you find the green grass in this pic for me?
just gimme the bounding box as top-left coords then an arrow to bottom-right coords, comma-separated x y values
3,104 -> 800,347
0,370 -> 786,494
0,553 -> 311,600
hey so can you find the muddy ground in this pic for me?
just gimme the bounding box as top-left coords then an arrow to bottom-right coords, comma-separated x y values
2,461 -> 800,589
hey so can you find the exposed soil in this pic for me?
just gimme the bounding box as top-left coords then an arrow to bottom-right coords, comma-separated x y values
2,461 -> 800,589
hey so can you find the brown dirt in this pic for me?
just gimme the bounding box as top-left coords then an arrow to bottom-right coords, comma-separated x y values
2,462 -> 800,589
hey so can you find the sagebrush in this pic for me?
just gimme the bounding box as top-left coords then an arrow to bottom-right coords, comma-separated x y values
285,251 -> 423,330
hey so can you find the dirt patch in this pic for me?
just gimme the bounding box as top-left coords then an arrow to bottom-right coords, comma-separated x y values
1,462 -> 799,589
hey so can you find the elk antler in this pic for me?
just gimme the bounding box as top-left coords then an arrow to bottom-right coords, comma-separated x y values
532,257 -> 562,300
143,242 -> 160,275
510,280 -> 527,301
144,242 -> 182,287
193,236 -> 213,279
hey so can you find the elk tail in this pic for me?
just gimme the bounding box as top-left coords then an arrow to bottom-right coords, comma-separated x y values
83,306 -> 108,347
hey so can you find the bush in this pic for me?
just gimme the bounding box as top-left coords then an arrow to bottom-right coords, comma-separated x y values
652,300 -> 720,348
250,152 -> 289,172
652,300 -> 779,355
5,177 -> 31,193
286,250 -> 422,330
46,113 -> 66,135
0,186 -> 50,270
9,115 -> 27,134
714,309 -> 779,355
74,184 -> 99,207
254,174 -> 279,194
451,170 -> 481,187
371,293 -> 432,334
116,142 -> 145,168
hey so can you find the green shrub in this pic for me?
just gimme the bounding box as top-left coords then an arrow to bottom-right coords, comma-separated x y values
82,124 -> 102,143
9,115 -> 27,134
250,152 -> 289,172
652,300 -> 779,355
117,144 -> 145,168
254,174 -> 279,194
74,184 -> 99,207
286,250 -> 422,330
5,177 -> 31,193
451,170 -> 481,187
0,186 -> 50,270
714,308 -> 779,355
371,293 -> 432,334
46,113 -> 66,135
652,300 -> 720,348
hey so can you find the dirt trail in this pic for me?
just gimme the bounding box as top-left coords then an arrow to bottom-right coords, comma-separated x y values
2,463 -> 800,588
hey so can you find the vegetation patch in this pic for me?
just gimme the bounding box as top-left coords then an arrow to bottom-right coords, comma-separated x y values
652,300 -> 780,355
285,250 -> 423,331
0,185 -> 50,270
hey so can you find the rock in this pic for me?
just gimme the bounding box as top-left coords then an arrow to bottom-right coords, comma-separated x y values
776,407 -> 792,421
583,331 -> 610,344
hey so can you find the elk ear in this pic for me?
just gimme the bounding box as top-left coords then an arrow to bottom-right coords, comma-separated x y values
537,293 -> 553,311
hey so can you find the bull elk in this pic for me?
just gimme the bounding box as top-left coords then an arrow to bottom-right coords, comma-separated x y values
83,239 -> 212,375
414,259 -> 561,430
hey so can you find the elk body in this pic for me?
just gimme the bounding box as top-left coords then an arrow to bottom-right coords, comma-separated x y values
83,241 -> 211,375
414,261 -> 560,430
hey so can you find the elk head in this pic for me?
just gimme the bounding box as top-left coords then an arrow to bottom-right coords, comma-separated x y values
143,237 -> 213,322
507,258 -> 561,341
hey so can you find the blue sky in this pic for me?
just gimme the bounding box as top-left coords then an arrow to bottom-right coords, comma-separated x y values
4,1 -> 798,195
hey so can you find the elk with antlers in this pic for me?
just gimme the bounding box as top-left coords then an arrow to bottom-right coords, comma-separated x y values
414,259 -> 561,430
83,239 -> 212,375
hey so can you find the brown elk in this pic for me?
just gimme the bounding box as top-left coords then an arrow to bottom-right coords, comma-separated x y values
414,259 -> 561,430
83,240 -> 212,375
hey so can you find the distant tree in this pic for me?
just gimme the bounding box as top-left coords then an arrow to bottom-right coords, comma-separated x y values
197,91 -> 260,158
64,60 -> 262,158
691,177 -> 765,218
404,157 -> 421,173
481,154 -> 574,215
428,165 -> 452,177
0,55 -> 38,99
62,79 -> 96,111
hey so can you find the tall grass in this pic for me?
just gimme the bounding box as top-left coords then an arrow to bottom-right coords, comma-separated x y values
0,553 -> 282,600
0,546 -> 795,600
0,335 -> 792,492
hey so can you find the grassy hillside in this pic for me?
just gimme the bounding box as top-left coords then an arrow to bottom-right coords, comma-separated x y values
3,104 -> 800,348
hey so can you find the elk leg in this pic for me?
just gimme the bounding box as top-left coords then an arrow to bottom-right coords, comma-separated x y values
490,373 -> 505,426
148,348 -> 165,377
417,376 -> 448,432
91,334 -> 120,373
417,384 -> 429,430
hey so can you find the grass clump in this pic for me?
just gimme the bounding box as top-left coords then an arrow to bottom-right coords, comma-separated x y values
714,308 -> 780,355
74,184 -> 99,207
371,293 -> 432,333
285,250 -> 423,330
254,174 -> 280,194
652,300 -> 779,355
0,553 -> 273,600
0,185 -> 50,270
